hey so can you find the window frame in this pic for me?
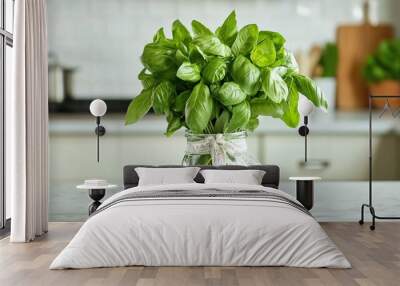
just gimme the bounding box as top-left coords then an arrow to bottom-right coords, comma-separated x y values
0,0 -> 13,232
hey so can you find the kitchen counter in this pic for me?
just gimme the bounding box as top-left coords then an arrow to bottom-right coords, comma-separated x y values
48,110 -> 400,183
49,111 -> 400,136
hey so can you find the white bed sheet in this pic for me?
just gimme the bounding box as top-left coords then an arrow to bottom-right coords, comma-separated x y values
50,183 -> 350,269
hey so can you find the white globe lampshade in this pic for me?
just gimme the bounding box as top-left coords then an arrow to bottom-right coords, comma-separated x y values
90,99 -> 107,117
298,95 -> 314,116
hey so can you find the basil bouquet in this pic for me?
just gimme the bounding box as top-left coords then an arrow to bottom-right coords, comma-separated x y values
125,11 -> 327,136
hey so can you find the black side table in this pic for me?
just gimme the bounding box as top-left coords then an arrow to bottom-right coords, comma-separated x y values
88,189 -> 106,215
77,183 -> 117,215
289,177 -> 321,210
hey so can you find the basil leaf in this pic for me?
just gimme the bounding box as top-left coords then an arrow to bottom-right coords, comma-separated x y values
252,78 -> 299,128
246,117 -> 259,131
189,44 -> 208,67
173,90 -> 191,112
138,69 -> 157,89
202,58 -> 228,84
273,50 -> 299,72
175,43 -> 189,65
153,69 -> 177,81
210,100 -> 221,121
216,10 -> 237,47
176,62 -> 201,82
175,49 -> 188,65
191,20 -> 213,36
125,89 -> 154,125
153,28 -> 166,43
258,31 -> 286,51
271,48 -> 286,67
214,110 -> 231,133
281,78 -> 300,127
261,67 -> 289,103
250,38 -> 276,67
231,55 -> 261,96
141,43 -> 177,74
172,20 -> 192,44
154,36 -> 177,49
216,82 -> 247,106
185,82 -> 214,133
165,113 -> 183,137
231,24 -> 258,56
192,35 -> 232,58
195,155 -> 212,165
209,82 -> 221,96
250,97 -> 284,118
253,91 -> 267,100
283,51 -> 299,72
225,101 -> 251,132
152,81 -> 175,114
293,74 -> 328,111
177,42 -> 189,55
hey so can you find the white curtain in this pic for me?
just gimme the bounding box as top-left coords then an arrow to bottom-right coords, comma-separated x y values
8,0 -> 49,242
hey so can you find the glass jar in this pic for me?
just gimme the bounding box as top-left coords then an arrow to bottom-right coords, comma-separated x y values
182,130 -> 259,166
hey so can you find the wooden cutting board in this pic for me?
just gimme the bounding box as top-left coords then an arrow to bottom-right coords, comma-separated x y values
336,24 -> 394,110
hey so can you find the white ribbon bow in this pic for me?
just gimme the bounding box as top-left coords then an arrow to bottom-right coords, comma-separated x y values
185,133 -> 258,165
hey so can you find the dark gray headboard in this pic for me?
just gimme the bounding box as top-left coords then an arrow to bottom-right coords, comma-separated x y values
123,165 -> 280,189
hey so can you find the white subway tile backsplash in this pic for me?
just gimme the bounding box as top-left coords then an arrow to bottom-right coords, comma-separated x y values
47,0 -> 400,99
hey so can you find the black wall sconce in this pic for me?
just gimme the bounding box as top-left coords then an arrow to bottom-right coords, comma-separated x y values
298,96 -> 314,162
89,99 -> 107,162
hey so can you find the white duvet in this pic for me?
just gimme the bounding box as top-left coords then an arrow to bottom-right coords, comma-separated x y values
50,183 -> 350,269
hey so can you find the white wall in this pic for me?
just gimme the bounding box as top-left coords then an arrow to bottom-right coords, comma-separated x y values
47,0 -> 400,100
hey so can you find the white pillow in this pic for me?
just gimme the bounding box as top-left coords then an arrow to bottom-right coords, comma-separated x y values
135,167 -> 200,186
200,169 -> 266,185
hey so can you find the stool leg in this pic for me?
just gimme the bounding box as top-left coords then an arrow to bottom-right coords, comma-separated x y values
296,180 -> 314,210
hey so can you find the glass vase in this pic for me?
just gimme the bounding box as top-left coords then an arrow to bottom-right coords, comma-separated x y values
181,130 -> 258,166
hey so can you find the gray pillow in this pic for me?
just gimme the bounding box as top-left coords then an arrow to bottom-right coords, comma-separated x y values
200,169 -> 266,185
135,167 -> 200,186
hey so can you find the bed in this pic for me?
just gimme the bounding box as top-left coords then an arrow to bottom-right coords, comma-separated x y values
50,165 -> 350,269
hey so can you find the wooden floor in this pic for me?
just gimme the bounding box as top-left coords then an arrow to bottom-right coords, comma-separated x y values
0,222 -> 399,286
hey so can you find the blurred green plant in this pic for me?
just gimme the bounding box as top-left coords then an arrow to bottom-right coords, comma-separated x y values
363,39 -> 400,83
319,42 -> 338,77
125,11 -> 327,136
